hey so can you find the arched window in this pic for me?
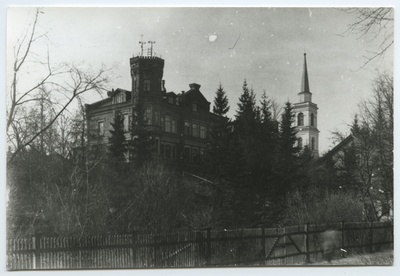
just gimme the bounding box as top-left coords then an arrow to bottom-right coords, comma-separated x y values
298,137 -> 303,149
311,137 -> 315,150
297,113 -> 304,126
311,113 -> 315,126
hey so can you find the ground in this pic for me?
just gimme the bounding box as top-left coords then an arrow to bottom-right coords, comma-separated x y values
309,250 -> 393,266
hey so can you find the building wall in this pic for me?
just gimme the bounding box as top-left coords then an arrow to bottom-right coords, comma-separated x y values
86,56 -> 216,169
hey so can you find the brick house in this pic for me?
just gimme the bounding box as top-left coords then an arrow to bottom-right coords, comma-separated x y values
85,54 -> 219,170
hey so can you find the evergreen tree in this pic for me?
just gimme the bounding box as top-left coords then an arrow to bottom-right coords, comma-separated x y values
129,102 -> 153,167
209,84 -> 231,178
256,92 -> 280,195
236,79 -> 257,123
108,111 -> 127,167
213,83 -> 230,116
277,101 -> 299,196
221,80 -> 262,226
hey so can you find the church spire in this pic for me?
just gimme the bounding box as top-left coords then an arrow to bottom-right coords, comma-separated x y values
300,53 -> 310,93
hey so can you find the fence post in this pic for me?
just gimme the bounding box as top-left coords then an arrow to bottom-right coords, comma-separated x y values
206,228 -> 211,265
305,223 -> 310,263
33,234 -> 41,269
340,221 -> 345,252
369,221 -> 374,253
261,227 -> 266,263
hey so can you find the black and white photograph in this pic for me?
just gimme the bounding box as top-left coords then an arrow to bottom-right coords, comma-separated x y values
4,1 -> 396,273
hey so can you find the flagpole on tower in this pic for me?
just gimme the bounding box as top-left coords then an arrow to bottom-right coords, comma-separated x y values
139,35 -> 146,56
148,41 -> 156,57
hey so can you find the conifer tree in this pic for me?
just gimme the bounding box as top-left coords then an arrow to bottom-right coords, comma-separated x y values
236,79 -> 257,123
213,84 -> 230,116
278,101 -> 299,196
108,111 -> 127,167
129,102 -> 153,167
209,84 -> 231,178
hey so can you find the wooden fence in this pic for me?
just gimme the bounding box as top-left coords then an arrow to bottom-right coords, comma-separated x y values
7,221 -> 393,270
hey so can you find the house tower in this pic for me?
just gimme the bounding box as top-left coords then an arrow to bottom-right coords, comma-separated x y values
293,53 -> 319,156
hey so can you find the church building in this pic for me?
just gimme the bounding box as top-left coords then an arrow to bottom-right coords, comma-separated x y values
293,53 -> 319,156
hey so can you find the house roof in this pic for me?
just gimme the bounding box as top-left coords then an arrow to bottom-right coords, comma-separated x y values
315,134 -> 354,165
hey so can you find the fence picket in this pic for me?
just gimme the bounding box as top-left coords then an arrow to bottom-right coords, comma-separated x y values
7,221 -> 393,270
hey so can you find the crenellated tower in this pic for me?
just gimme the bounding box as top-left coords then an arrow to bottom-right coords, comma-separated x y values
293,53 -> 319,156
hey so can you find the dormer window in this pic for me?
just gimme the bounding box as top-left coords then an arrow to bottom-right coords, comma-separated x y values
297,113 -> 304,126
192,103 -> 198,112
143,80 -> 151,91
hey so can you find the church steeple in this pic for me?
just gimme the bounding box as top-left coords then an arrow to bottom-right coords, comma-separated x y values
301,53 -> 310,93
293,53 -> 319,157
298,53 -> 312,103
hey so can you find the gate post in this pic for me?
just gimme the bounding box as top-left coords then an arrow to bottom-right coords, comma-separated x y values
33,234 -> 41,269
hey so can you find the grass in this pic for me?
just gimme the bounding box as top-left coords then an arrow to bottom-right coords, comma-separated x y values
309,250 -> 393,266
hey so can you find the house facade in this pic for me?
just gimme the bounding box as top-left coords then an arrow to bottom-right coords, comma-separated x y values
85,54 -> 218,168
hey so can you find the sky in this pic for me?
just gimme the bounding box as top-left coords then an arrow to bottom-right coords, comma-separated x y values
6,6 -> 394,154
2,2 -> 399,276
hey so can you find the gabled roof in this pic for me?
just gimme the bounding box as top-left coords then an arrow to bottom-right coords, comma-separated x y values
315,135 -> 354,166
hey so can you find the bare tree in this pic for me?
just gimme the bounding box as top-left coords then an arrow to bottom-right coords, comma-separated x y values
341,8 -> 394,68
7,8 -> 110,165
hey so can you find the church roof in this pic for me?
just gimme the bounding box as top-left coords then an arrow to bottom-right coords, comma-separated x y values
300,53 -> 310,93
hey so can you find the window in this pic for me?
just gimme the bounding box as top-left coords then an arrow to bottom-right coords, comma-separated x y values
113,92 -> 125,104
161,144 -> 165,157
155,138 -> 160,154
123,114 -> 129,131
192,123 -> 198,137
192,148 -> 199,162
192,103 -> 198,112
145,106 -> 152,125
311,113 -> 315,126
128,115 -> 132,130
297,113 -> 304,126
311,137 -> 316,150
184,147 -> 191,160
165,115 -> 171,132
172,119 -> 177,133
154,110 -> 160,126
98,121 -> 104,136
168,97 -> 174,104
298,137 -> 303,149
184,121 -> 190,135
165,145 -> 172,159
143,80 -> 151,91
200,125 -> 206,139
200,148 -> 206,161
172,145 -> 176,159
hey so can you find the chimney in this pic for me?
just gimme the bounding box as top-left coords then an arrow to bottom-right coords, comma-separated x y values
161,80 -> 166,92
189,83 -> 201,90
